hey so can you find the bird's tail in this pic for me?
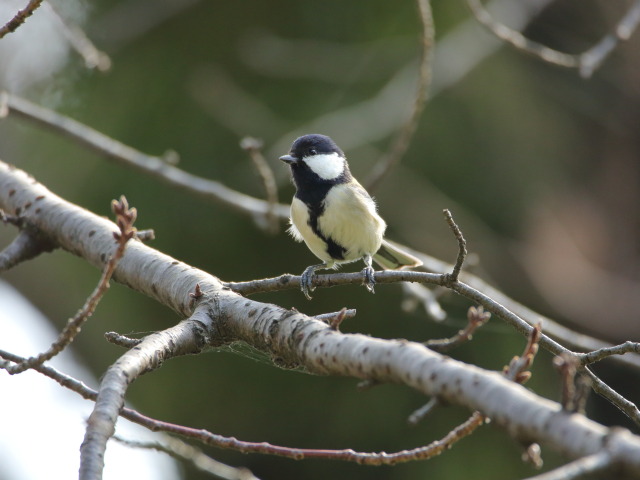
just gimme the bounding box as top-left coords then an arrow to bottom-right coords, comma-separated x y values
373,240 -> 422,270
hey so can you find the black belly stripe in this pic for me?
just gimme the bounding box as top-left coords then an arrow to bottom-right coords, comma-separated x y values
295,187 -> 347,261
291,164 -> 352,261
307,205 -> 347,261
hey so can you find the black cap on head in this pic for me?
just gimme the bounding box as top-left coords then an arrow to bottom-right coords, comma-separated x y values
280,134 -> 344,162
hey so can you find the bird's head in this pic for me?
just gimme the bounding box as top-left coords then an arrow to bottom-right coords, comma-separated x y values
280,134 -> 348,181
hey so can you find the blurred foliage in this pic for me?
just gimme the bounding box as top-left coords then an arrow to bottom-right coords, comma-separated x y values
1,0 -> 640,478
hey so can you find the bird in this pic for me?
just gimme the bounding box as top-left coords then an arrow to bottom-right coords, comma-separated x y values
280,133 -> 422,299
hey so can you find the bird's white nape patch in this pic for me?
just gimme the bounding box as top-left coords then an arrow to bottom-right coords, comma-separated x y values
304,152 -> 345,180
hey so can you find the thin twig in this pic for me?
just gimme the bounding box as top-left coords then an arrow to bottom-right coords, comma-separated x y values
522,450 -> 612,480
226,269 -> 640,424
44,1 -> 111,71
113,436 -> 260,480
365,0 -> 435,190
134,409 -> 486,466
410,248 -> 640,371
503,323 -> 541,384
467,0 -> 640,78
401,282 -> 447,322
104,331 -> 142,349
407,398 -> 440,426
240,136 -> 279,234
553,353 -> 578,411
0,348 -> 482,466
225,265 -> 640,425
4,196 -> 136,374
0,227 -> 56,272
314,309 -> 357,323
443,209 -> 467,283
521,443 -> 543,469
135,229 -> 155,241
0,0 -> 44,39
467,0 -> 578,68
1,93 -> 289,221
572,375 -> 592,416
577,341 -> 640,366
425,305 -> 490,352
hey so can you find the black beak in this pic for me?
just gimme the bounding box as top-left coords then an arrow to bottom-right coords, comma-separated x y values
279,154 -> 298,164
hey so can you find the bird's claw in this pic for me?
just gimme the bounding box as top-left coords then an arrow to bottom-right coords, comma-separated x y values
361,266 -> 376,294
300,266 -> 317,300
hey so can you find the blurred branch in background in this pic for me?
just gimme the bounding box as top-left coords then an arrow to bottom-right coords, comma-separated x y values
44,1 -> 111,71
92,0 -> 201,51
0,92 -> 288,227
364,0 -> 434,190
200,0 -> 556,161
240,137 -> 279,234
467,0 -> 640,77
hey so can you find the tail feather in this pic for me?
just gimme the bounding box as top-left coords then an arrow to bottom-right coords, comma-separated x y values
373,240 -> 422,270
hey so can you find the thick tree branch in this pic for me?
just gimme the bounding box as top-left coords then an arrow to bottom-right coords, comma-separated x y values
4,91 -> 640,377
2,160 -> 640,480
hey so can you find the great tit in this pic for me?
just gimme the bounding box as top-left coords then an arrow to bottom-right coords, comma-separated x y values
280,134 -> 422,299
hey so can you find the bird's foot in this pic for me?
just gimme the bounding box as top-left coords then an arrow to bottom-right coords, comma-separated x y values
361,265 -> 376,294
300,265 -> 318,300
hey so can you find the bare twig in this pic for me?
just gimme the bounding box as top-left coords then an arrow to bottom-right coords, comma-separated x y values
413,250 -> 640,371
129,408 -> 485,466
314,309 -> 357,323
44,1 -> 111,71
503,323 -> 541,384
522,443 -> 543,469
135,229 -> 155,241
467,0 -> 640,78
572,375 -> 592,416
364,0 -> 435,190
1,93 -> 289,221
401,282 -> 447,321
425,305 -> 490,352
407,397 -> 440,426
328,307 -> 348,331
104,331 -> 142,349
577,341 -> 640,366
466,0 -> 578,68
522,450 -> 613,480
0,347 -> 475,467
223,267 -> 640,424
0,227 -> 56,272
553,354 -> 578,411
113,436 -> 260,480
0,349 -> 255,479
0,208 -> 22,226
240,136 -> 279,234
4,196 -> 136,374
0,0 -> 44,39
443,209 -> 467,283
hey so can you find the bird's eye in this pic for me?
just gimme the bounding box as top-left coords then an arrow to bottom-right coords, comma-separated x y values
309,148 -> 318,155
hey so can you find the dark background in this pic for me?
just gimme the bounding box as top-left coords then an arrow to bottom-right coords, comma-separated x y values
1,0 -> 639,478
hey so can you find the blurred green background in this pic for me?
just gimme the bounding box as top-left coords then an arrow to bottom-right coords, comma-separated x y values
1,0 -> 639,478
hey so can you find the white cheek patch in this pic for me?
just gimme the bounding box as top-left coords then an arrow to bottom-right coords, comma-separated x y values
303,152 -> 344,180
